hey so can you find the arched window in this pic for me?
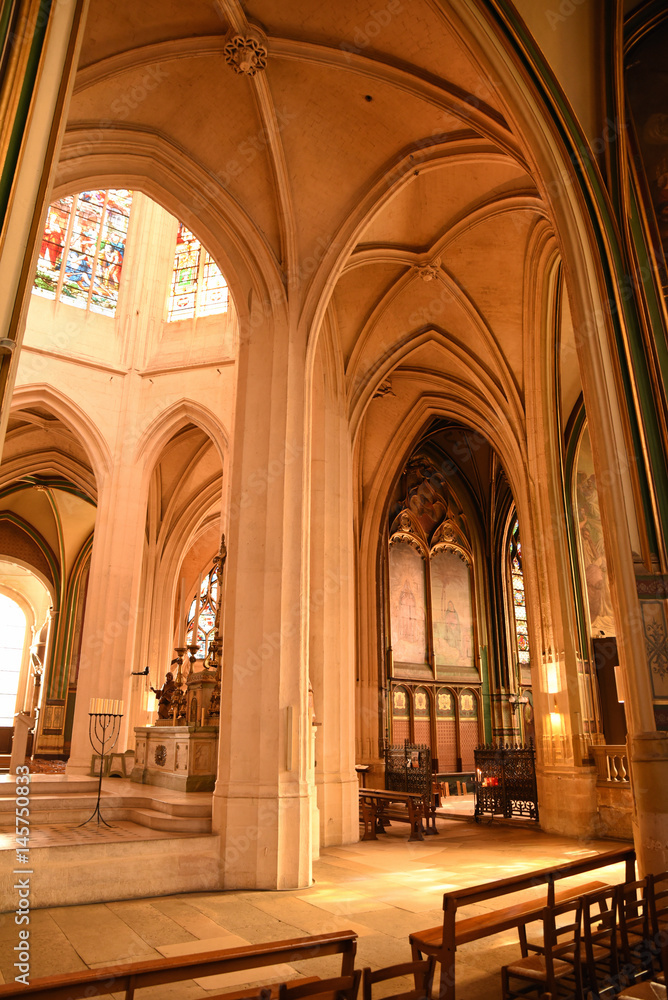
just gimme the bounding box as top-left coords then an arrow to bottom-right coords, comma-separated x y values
186,564 -> 220,658
167,223 -> 228,321
0,595 -> 27,725
508,518 -> 530,672
33,189 -> 133,315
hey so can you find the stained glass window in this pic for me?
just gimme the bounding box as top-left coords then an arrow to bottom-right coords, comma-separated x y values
167,223 -> 228,321
186,564 -> 220,658
33,189 -> 132,316
509,519 -> 530,666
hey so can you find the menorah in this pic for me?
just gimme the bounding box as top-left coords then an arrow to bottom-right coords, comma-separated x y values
78,699 -> 124,828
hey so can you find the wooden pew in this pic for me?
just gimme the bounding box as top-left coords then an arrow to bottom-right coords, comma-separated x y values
359,788 -> 429,842
0,930 -> 358,1000
409,845 -> 635,1000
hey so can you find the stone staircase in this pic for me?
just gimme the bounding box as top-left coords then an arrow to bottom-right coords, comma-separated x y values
0,774 -> 212,834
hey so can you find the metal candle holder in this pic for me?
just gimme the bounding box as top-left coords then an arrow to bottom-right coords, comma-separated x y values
79,705 -> 123,828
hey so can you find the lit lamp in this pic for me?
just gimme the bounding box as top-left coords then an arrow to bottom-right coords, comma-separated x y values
545,652 -> 561,729
614,665 -> 626,703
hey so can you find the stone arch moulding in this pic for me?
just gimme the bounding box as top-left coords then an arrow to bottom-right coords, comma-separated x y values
302,133 -> 528,355
132,398 -> 229,473
54,125 -> 288,331
355,397 -> 534,748
0,514 -> 59,591
0,564 -> 55,607
8,384 -> 111,489
356,389 -> 526,511
0,453 -> 96,502
348,329 -> 519,444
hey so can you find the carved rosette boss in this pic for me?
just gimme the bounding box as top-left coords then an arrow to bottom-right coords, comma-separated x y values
224,28 -> 268,77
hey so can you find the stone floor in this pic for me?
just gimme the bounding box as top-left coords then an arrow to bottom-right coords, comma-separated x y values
0,814 -> 628,997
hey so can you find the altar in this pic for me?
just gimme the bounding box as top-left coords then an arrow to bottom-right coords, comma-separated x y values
131,537 -> 224,793
131,723 -> 218,792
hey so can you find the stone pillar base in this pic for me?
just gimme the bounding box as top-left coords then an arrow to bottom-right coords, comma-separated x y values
316,771 -> 359,847
629,731 -> 668,874
212,785 -> 312,890
536,765 -> 599,839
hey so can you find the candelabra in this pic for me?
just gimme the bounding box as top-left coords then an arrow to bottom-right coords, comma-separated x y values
186,642 -> 200,673
171,647 -> 188,723
79,700 -> 123,827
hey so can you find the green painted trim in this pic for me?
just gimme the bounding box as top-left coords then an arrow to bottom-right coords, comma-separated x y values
554,264 -> 590,660
489,1 -> 665,554
628,185 -> 668,399
0,477 -> 94,505
563,407 -> 592,657
0,0 -> 52,229
54,533 -> 92,699
0,1 -> 18,75
480,645 -> 492,742
0,509 -> 59,586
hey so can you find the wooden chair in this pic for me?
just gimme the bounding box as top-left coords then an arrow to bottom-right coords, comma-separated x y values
579,885 -> 620,1000
617,879 -> 655,987
518,887 -> 619,999
617,984 -> 667,998
647,872 -> 668,947
362,958 -> 436,1000
279,971 -> 362,1000
501,898 -> 583,1000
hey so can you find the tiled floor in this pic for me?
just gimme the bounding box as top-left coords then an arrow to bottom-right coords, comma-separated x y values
0,815 -> 628,998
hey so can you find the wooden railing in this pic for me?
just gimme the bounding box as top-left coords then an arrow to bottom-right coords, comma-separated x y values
592,744 -> 630,784
0,930 -> 358,1000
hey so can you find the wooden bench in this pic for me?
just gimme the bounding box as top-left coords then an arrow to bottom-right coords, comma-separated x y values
434,772 -> 475,799
359,788 -> 430,842
409,845 -> 636,1000
0,930 -> 358,1000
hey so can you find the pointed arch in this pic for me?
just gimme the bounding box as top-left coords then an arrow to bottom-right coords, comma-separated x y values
8,384 -> 111,486
132,397 -> 228,472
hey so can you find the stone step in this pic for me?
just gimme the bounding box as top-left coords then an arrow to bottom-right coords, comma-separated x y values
0,790 -> 211,818
0,774 -> 99,794
0,798 -> 211,833
0,775 -> 212,833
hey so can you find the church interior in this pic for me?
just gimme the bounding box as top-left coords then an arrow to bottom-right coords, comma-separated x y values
1,0 -> 668,995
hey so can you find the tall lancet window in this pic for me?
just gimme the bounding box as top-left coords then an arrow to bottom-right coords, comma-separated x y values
509,518 -> 530,672
186,564 -> 220,658
167,223 -> 229,321
33,189 -> 133,315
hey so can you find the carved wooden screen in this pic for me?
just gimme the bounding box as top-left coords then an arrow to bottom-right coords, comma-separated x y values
459,688 -> 479,770
435,686 -> 457,771
391,685 -> 410,744
413,686 -> 431,745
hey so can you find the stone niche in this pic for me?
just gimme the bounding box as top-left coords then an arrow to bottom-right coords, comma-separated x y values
131,725 -> 218,792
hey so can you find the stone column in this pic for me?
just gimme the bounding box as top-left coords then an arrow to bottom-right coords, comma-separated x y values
0,0 -> 88,451
212,301 -> 313,890
66,449 -> 147,773
628,578 -> 668,874
308,353 -> 358,848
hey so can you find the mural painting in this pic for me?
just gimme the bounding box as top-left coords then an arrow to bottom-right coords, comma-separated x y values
431,548 -> 474,667
389,542 -> 427,664
575,429 -> 616,637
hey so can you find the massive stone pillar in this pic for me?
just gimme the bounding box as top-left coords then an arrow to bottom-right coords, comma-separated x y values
212,299 -> 312,890
308,348 -> 358,849
0,0 -> 88,451
66,454 -> 147,772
